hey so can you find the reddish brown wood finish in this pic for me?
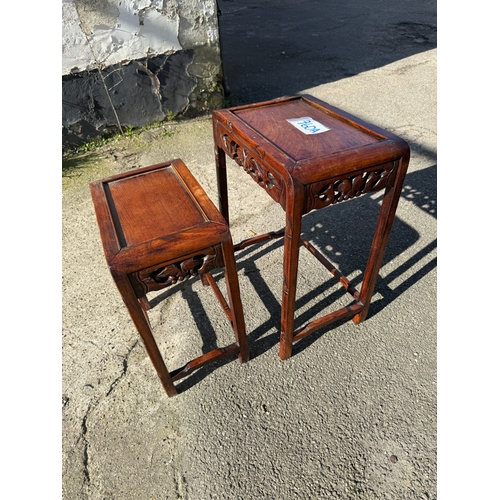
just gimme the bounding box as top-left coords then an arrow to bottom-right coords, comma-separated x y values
90,159 -> 249,397
212,94 -> 410,360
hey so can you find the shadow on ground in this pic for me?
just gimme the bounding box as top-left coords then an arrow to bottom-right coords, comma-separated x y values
217,0 -> 437,104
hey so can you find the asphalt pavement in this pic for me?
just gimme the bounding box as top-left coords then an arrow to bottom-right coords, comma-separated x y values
63,1 -> 436,498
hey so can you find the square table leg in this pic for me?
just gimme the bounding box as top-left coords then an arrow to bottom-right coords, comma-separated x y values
279,181 -> 305,360
353,153 -> 410,324
111,271 -> 178,397
220,235 -> 250,362
215,145 -> 230,223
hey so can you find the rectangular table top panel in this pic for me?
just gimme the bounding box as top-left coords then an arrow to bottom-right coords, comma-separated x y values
234,98 -> 382,162
104,166 -> 205,248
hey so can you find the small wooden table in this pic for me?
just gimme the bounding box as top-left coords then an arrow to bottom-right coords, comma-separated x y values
212,94 -> 410,359
90,159 -> 249,396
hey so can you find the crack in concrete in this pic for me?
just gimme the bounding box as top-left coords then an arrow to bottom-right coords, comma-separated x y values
81,411 -> 91,488
73,338 -> 140,493
105,339 -> 139,398
175,471 -> 188,499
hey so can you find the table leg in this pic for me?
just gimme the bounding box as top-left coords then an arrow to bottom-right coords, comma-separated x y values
354,155 -> 410,323
215,145 -> 230,224
221,235 -> 249,362
279,184 -> 305,360
112,271 -> 178,397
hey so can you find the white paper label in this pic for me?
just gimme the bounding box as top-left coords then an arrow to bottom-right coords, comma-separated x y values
286,117 -> 330,135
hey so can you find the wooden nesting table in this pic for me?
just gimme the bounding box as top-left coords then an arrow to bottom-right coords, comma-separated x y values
213,94 -> 410,360
90,159 -> 249,396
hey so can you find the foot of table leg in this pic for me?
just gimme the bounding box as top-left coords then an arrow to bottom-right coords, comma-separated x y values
279,332 -> 293,360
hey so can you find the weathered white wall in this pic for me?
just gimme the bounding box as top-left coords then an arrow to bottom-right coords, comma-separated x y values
62,0 -> 218,74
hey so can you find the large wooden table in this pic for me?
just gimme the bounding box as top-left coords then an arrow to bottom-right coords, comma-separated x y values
212,94 -> 410,359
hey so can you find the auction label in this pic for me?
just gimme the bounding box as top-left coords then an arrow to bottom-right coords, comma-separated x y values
286,117 -> 330,135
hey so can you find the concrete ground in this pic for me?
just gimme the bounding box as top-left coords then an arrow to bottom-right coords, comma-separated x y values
63,1 -> 436,498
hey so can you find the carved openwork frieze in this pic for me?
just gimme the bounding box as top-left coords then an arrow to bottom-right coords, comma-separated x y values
219,133 -> 286,208
304,161 -> 397,213
132,246 -> 225,295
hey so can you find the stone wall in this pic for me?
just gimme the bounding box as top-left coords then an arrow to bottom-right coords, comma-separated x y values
62,0 -> 224,149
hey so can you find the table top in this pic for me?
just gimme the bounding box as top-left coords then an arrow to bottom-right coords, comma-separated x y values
214,94 -> 409,184
235,98 -> 380,162
103,165 -> 205,248
90,159 -> 228,272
